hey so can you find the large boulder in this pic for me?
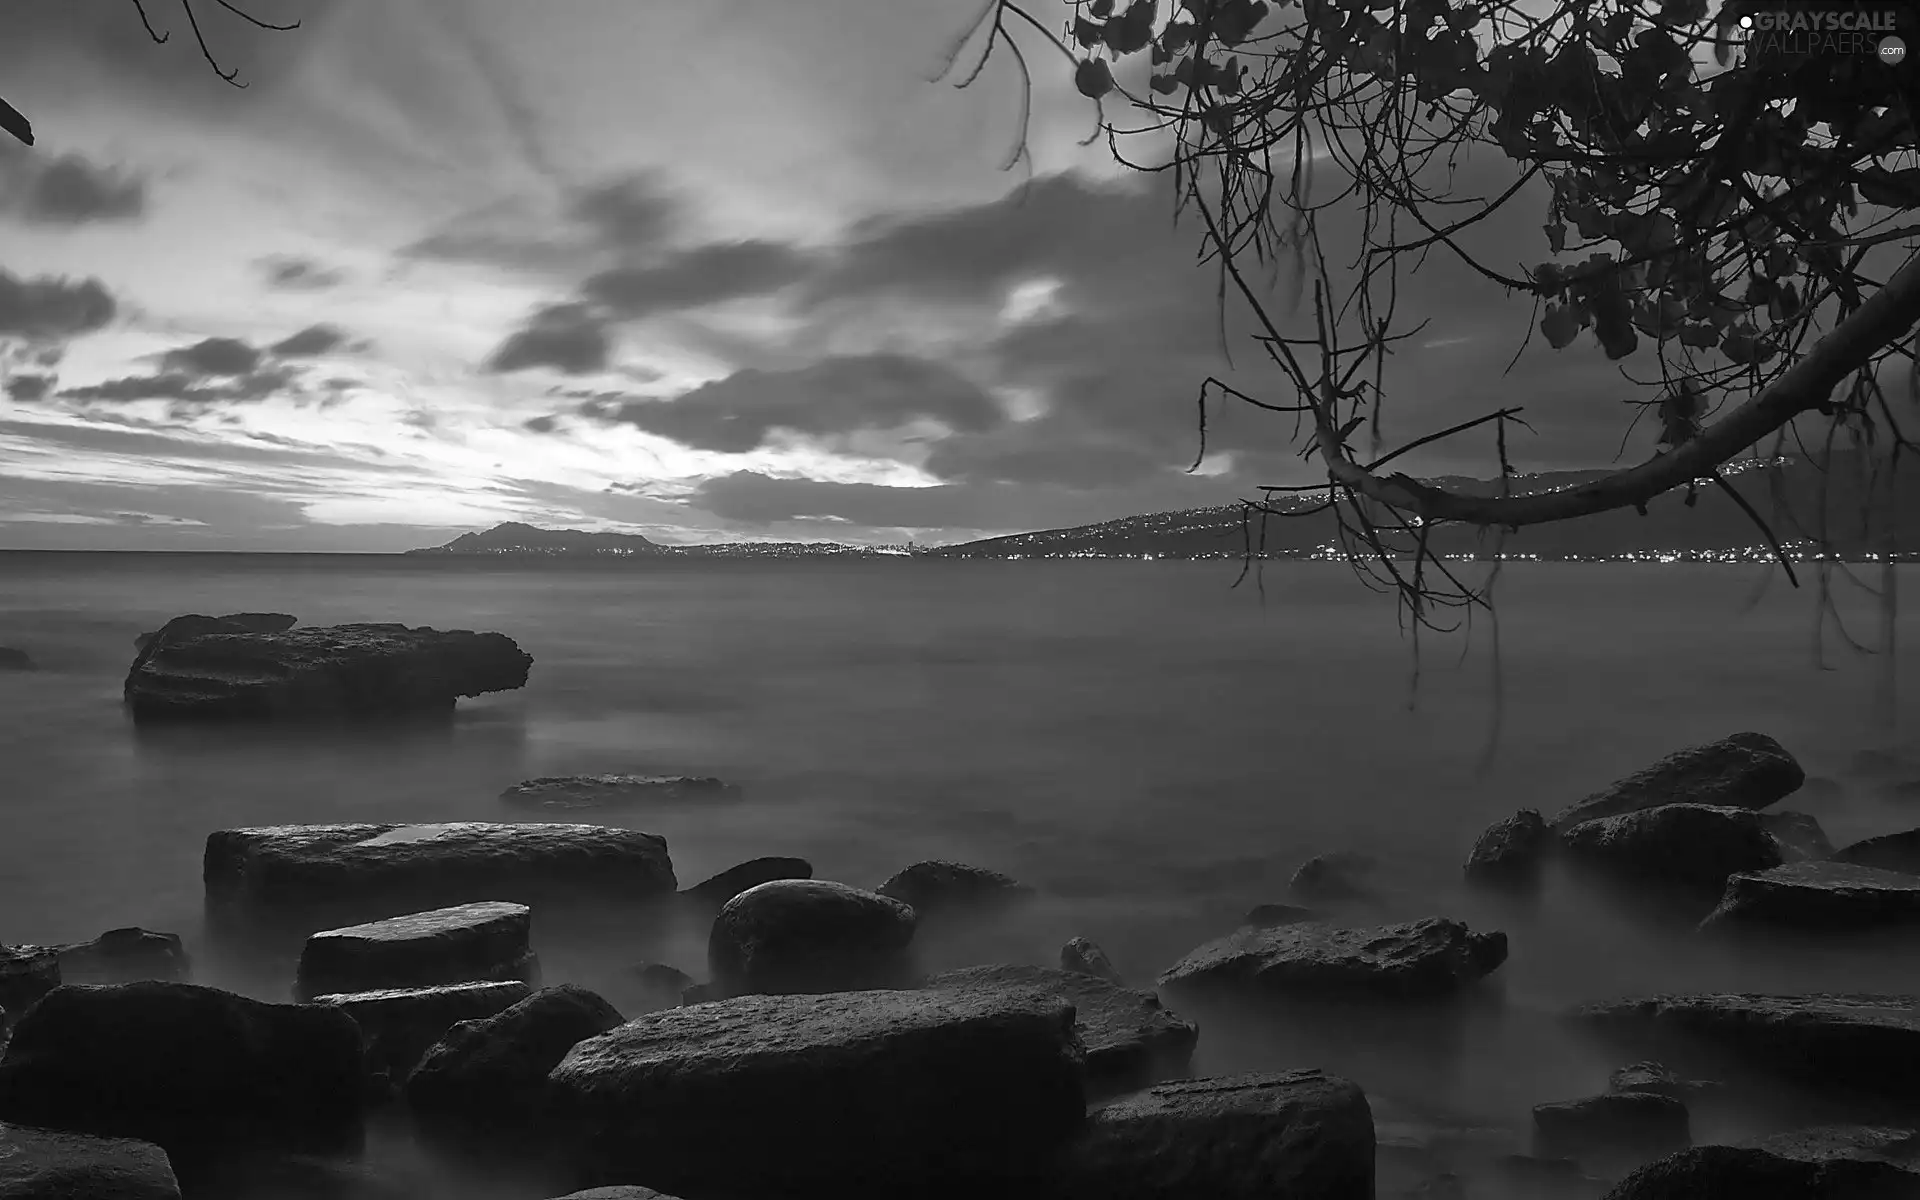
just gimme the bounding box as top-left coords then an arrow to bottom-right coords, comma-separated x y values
679,856 -> 812,910
125,620 -> 531,721
1700,861 -> 1920,932
547,988 -> 1087,1196
1600,1126 -> 1920,1199
1045,1070 -> 1375,1200
404,985 -> 624,1113
312,980 -> 532,1086
1548,733 -> 1805,832
1571,993 -> 1920,1098
133,612 -> 296,652
875,860 -> 1036,917
0,947 -> 59,1020
0,1123 -> 182,1200
296,902 -> 536,1000
1159,918 -> 1508,1002
50,928 -> 190,985
500,775 -> 738,811
707,879 -> 917,996
1463,809 -> 1554,887
924,964 -> 1198,1096
0,982 -> 363,1142
204,822 -> 677,911
1834,828 -> 1920,875
1558,804 -> 1782,888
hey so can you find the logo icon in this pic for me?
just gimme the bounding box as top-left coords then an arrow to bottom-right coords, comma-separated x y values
1880,34 -> 1908,63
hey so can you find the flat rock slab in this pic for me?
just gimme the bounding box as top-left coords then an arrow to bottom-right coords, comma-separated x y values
500,775 -> 738,810
1702,861 -> 1920,931
1046,1070 -> 1375,1200
1834,829 -> 1920,875
297,902 -> 535,999
0,1122 -> 182,1200
1571,993 -> 1920,1099
1559,804 -> 1782,888
1549,733 -> 1804,832
1601,1127 -> 1920,1199
204,822 -> 677,909
0,947 -> 59,1020
125,620 -> 532,721
548,988 -> 1086,1195
680,856 -> 812,909
925,964 -> 1197,1096
708,879 -> 917,996
406,985 -> 625,1113
1159,917 -> 1508,1001
312,981 -> 532,1082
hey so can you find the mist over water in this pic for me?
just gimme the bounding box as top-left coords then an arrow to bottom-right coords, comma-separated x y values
3,552 -> 1918,1197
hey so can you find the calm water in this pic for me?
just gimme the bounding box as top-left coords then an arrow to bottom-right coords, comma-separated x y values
2,553 -> 1918,1197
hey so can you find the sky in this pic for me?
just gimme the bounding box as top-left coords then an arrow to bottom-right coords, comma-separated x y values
0,0 -> 1718,551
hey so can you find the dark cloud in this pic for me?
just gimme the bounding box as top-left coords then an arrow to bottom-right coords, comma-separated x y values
522,414 -> 560,433
400,173 -> 683,272
0,270 -> 116,341
581,241 -> 816,319
270,324 -> 349,357
0,146 -> 146,224
569,173 -> 681,250
60,365 -> 296,405
4,373 -> 54,401
258,256 -> 347,291
159,337 -> 262,377
485,302 -> 610,375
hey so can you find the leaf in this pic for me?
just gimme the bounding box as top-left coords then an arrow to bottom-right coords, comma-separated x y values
1858,168 -> 1920,208
1541,303 -> 1581,348
1721,330 -> 1755,364
1545,221 -> 1566,253
1075,58 -> 1117,99
1593,304 -> 1640,360
1678,322 -> 1721,349
1150,72 -> 1181,94
1450,2 -> 1481,30
1092,0 -> 1116,15
0,95 -> 31,147
1074,16 -> 1106,47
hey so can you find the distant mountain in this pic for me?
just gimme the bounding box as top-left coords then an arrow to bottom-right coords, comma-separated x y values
405,523 -> 910,559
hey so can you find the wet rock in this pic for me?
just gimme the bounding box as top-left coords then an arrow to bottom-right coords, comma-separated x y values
296,902 -> 536,1000
133,612 -> 296,652
1548,733 -> 1805,832
1243,903 -> 1319,928
547,987 -> 1086,1196
1559,804 -> 1782,888
925,964 -> 1197,1096
52,928 -> 190,984
312,980 -> 531,1086
678,982 -> 722,1006
405,984 -> 624,1113
0,946 -> 59,1019
1463,809 -> 1554,887
0,981 -> 363,1141
1571,993 -> 1920,1099
1834,828 -> 1920,875
1600,1127 -> 1920,1199
1700,861 -> 1920,932
500,774 -> 738,811
875,860 -> 1036,917
0,1123 -> 182,1199
0,646 -> 35,672
1159,917 -> 1508,1001
629,963 -> 693,1010
1532,1091 -> 1690,1161
1044,1070 -> 1375,1200
1606,1061 -> 1692,1102
1290,852 -> 1377,902
1760,810 -> 1835,862
707,879 -> 917,997
1060,936 -> 1121,983
679,856 -> 812,909
204,822 -> 677,910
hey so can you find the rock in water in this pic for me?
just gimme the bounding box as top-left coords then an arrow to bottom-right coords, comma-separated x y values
1760,810 -> 1835,862
1607,1061 -> 1694,1102
874,860 -> 1036,917
546,988 -> 1086,1196
53,927 -> 191,984
546,1190 -> 685,1200
1600,1127 -> 1920,1199
1532,1091 -> 1690,1161
1548,733 -> 1805,832
0,646 -> 35,672
0,981 -> 363,1142
1558,804 -> 1782,888
124,620 -> 531,721
1060,936 -> 1122,983
296,902 -> 536,1000
925,964 -> 1197,1096
0,1123 -> 182,1199
1159,918 -> 1508,1001
1700,861 -> 1920,932
204,822 -> 676,910
1833,828 -> 1920,875
133,612 -> 296,652
1045,1071 -> 1375,1200
679,856 -> 812,910
405,985 -> 624,1113
1463,809 -> 1554,887
500,775 -> 738,811
312,981 -> 532,1085
1289,852 -> 1376,902
0,945 -> 59,1019
708,879 -> 917,996
1243,903 -> 1319,928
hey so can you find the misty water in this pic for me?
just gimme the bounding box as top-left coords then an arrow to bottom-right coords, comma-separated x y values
3,552 -> 1919,1198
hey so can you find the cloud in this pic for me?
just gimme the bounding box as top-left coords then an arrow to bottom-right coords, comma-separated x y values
580,240 -> 816,318
258,256 -> 348,291
270,324 -> 350,357
484,302 -> 609,374
0,270 -> 117,341
522,414 -> 560,433
401,172 -> 685,272
58,366 -> 298,405
568,173 -> 683,250
0,146 -> 146,224
159,337 -> 263,377
4,374 -> 54,401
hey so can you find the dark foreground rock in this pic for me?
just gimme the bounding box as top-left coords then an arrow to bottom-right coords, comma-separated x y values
0,947 -> 59,1019
875,860 -> 1036,917
679,856 -> 812,909
296,901 -> 536,1000
1834,828 -> 1920,874
1559,804 -> 1783,888
500,775 -> 738,810
1463,809 -> 1554,886
1290,852 -> 1377,902
51,928 -> 190,985
925,964 -> 1197,1096
125,619 -> 531,721
1701,861 -> 1920,932
1060,936 -> 1121,983
1046,1071 -> 1374,1200
0,646 -> 35,672
313,980 -> 531,1086
1532,1091 -> 1690,1161
1159,917 -> 1508,1001
1548,733 -> 1805,832
204,822 -> 677,910
708,879 -> 917,996
132,612 -> 296,653
1571,993 -> 1920,1098
0,1123 -> 182,1199
405,985 -> 624,1113
0,982 -> 362,1142
1601,1127 -> 1920,1199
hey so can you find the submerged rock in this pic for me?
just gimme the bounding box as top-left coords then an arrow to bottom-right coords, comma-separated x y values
707,879 -> 917,997
499,774 -> 738,811
52,927 -> 190,985
1290,852 -> 1377,902
1833,828 -> 1920,875
1600,1127 -> 1920,1199
1548,733 -> 1805,832
133,612 -> 296,652
0,1123 -> 182,1200
405,984 -> 624,1113
0,945 -> 59,1019
1532,1090 -> 1690,1161
0,646 -> 35,672
1060,936 -> 1122,983
1159,917 -> 1508,1001
1463,809 -> 1554,887
1559,804 -> 1782,888
1700,861 -> 1920,932
679,856 -> 812,909
296,901 -> 536,1000
547,988 -> 1086,1196
312,980 -> 531,1086
125,619 -> 531,721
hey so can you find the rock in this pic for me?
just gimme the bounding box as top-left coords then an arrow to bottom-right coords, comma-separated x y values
312,980 -> 531,1086
1599,1127 -> 1920,1199
630,962 -> 693,1006
0,982 -> 362,1141
133,612 -> 297,651
547,988 -> 1086,1196
546,1190 -> 684,1200
1606,1061 -> 1692,1101
1243,903 -> 1319,928
52,928 -> 190,984
1548,733 -> 1805,832
0,646 -> 35,672
1700,861 -> 1920,932
125,619 -> 531,721
678,982 -> 722,1006
924,964 -> 1197,1096
708,879 -> 917,997
679,856 -> 812,909
0,947 -> 59,1020
404,985 -> 624,1112
1289,852 -> 1377,902
1571,993 -> 1920,1098
1061,936 -> 1122,983
875,860 -> 1036,917
1834,828 -> 1920,875
1159,917 -> 1508,1001
0,1123 -> 182,1199
1761,810 -> 1834,862
1463,809 -> 1554,886
296,902 -> 536,1000
1532,1091 -> 1690,1161
500,774 -> 738,811
204,822 -> 677,910
1559,804 -> 1782,888
1044,1070 -> 1375,1200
